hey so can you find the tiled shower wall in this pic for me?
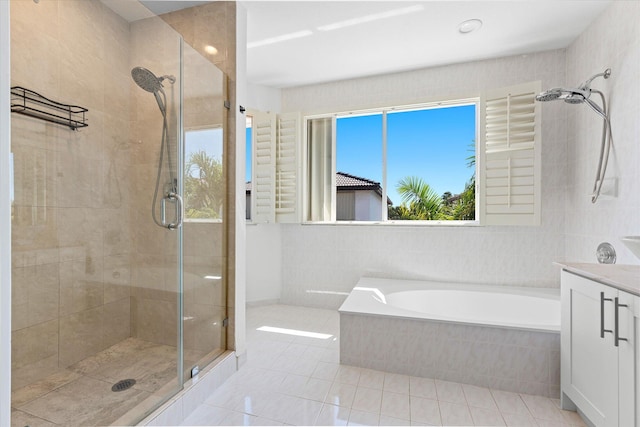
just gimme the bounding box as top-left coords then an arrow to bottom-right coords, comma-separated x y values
564,1 -> 640,264
10,0 -> 132,389
279,50 -> 568,308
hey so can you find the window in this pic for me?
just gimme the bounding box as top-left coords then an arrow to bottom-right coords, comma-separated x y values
246,116 -> 252,220
336,113 -> 383,221
249,81 -> 541,226
184,127 -> 224,221
307,101 -> 478,222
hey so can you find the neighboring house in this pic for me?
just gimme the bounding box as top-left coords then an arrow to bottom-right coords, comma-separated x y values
245,172 -> 391,221
335,172 -> 391,221
245,181 -> 252,220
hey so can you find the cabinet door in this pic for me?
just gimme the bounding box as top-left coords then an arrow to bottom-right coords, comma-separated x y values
618,291 -> 639,427
561,271 -> 619,427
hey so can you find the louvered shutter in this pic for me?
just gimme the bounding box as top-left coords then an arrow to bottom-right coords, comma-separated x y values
479,81 -> 541,226
275,112 -> 301,222
251,112 -> 276,223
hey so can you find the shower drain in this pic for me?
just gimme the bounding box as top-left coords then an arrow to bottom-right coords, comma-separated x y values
111,378 -> 136,392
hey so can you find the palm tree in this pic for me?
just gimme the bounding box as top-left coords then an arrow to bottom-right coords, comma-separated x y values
185,150 -> 224,219
396,176 -> 443,220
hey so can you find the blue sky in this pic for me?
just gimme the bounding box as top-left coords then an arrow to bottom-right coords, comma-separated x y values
338,104 -> 476,205
246,104 -> 476,206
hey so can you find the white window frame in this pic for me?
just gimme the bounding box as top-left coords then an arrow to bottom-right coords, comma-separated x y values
303,97 -> 481,226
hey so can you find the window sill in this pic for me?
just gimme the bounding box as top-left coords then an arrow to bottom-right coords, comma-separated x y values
184,219 -> 223,224
302,220 -> 480,227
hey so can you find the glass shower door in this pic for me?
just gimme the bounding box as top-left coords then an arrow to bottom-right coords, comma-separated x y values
181,41 -> 228,380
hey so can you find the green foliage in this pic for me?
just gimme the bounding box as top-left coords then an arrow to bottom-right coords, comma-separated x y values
184,150 -> 224,219
449,176 -> 476,220
395,176 -> 444,220
392,140 -> 476,221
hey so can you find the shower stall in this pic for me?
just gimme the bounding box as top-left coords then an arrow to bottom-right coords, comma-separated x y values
9,1 -> 230,425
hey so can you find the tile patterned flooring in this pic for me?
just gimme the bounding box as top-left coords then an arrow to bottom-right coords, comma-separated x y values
11,338 -> 205,427
183,305 -> 586,427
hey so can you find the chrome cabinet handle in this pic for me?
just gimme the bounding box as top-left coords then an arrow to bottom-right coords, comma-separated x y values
166,191 -> 183,230
614,297 -> 628,347
600,292 -> 613,338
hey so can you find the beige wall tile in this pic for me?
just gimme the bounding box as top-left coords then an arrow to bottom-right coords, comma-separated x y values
59,306 -> 105,367
103,299 -> 131,348
11,320 -> 58,371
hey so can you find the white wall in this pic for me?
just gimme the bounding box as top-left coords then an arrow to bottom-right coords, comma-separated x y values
246,224 -> 283,303
278,50 -> 568,308
564,1 -> 640,265
234,1 -> 248,356
246,82 -> 282,113
354,191 -> 382,221
244,70 -> 283,305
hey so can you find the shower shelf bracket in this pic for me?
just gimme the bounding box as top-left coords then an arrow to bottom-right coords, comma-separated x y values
10,86 -> 88,130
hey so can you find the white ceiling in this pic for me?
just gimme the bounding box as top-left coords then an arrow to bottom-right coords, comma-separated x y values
131,0 -> 611,89
243,0 -> 611,88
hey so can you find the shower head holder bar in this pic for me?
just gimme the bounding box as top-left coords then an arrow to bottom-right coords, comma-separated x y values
10,86 -> 88,130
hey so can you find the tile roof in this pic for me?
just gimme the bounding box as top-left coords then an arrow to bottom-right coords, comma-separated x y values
246,172 -> 392,204
335,172 -> 380,189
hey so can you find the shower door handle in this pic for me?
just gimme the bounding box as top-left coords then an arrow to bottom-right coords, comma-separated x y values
166,192 -> 183,230
162,192 -> 183,230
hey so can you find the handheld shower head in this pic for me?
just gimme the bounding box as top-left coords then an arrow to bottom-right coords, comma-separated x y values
131,66 -> 176,115
131,67 -> 164,93
131,67 -> 175,92
536,68 -> 611,106
563,93 -> 586,104
535,88 -> 563,102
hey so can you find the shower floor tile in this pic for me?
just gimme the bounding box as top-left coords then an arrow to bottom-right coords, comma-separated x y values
17,376 -> 150,427
182,304 -> 588,427
11,337 -> 203,427
69,337 -> 179,393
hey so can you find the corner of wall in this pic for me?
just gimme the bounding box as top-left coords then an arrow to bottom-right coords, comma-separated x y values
234,0 -> 248,356
0,2 -> 11,426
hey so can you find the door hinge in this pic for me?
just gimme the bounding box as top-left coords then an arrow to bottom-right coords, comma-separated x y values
222,317 -> 229,327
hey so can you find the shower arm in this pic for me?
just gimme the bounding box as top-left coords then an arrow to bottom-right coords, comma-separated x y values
580,68 -> 612,91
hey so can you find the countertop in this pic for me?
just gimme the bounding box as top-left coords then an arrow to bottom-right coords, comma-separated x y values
555,262 -> 640,297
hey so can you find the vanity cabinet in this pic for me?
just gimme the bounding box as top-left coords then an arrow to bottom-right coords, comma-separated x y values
561,270 -> 639,427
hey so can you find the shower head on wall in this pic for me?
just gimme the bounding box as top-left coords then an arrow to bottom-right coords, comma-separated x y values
535,69 -> 611,120
131,66 -> 175,93
131,66 -> 176,116
536,68 -> 613,204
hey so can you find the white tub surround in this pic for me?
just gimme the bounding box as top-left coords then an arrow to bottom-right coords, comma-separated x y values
339,277 -> 561,397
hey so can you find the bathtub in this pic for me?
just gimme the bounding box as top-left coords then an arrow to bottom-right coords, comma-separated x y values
339,277 -> 561,397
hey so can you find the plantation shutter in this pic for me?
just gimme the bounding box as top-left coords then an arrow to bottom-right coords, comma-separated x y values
275,112 -> 301,223
251,111 -> 276,223
479,81 -> 541,226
